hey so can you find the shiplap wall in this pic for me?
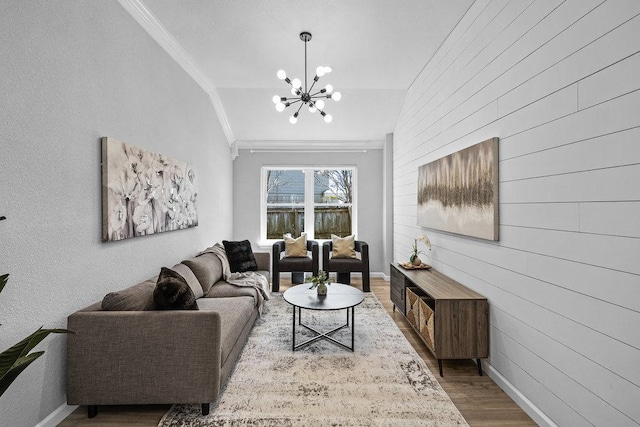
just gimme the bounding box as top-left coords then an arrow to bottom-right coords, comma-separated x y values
393,1 -> 640,426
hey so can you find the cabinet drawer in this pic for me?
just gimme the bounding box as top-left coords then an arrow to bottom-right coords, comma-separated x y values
418,297 -> 436,353
390,283 -> 404,303
405,287 -> 421,329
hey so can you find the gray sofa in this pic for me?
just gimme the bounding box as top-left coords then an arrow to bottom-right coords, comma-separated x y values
66,248 -> 270,418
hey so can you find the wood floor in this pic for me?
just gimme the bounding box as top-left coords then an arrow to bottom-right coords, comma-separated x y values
60,277 -> 536,426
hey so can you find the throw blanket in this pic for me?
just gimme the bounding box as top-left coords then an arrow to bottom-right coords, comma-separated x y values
198,243 -> 270,315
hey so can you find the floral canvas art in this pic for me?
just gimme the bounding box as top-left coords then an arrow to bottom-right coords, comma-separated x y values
101,137 -> 198,242
417,137 -> 499,241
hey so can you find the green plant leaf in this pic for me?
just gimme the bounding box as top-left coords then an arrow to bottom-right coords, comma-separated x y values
0,274 -> 8,295
0,328 -> 73,379
0,273 -> 74,398
0,351 -> 44,397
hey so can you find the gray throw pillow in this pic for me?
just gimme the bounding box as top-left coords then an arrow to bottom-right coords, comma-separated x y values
101,277 -> 157,311
153,267 -> 199,310
182,253 -> 221,294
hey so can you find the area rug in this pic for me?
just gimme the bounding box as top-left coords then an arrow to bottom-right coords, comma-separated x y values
158,293 -> 468,427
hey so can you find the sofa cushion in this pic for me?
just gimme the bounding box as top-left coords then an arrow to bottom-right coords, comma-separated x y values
332,234 -> 356,258
182,253 -> 222,294
223,240 -> 257,272
196,296 -> 256,365
101,277 -> 157,311
284,233 -> 307,257
170,263 -> 204,299
204,282 -> 259,304
153,267 -> 199,310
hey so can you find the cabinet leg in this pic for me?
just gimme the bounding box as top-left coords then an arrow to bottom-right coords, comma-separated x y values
437,359 -> 443,377
477,359 -> 483,376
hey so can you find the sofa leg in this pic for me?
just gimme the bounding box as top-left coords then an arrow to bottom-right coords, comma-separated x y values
201,403 -> 210,416
88,405 -> 98,418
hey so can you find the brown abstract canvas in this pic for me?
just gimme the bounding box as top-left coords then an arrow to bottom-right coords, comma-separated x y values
101,137 -> 198,242
417,137 -> 499,241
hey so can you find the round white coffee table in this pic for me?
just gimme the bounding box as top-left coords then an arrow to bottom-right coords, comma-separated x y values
283,283 -> 364,351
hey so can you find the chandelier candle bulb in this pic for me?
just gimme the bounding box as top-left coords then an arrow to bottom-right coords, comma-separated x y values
333,92 -> 342,101
277,69 -> 287,80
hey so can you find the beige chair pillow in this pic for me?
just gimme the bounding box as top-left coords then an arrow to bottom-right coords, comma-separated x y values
284,233 -> 307,257
332,234 -> 356,258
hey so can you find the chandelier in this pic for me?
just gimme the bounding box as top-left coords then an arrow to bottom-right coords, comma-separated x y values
272,32 -> 341,124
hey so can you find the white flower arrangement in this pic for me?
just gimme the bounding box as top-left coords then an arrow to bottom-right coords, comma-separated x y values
410,234 -> 431,263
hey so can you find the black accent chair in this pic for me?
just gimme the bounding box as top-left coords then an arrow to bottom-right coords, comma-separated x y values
272,240 -> 319,292
322,240 -> 370,292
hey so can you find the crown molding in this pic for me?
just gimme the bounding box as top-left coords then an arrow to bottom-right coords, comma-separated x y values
117,0 -> 235,145
208,90 -> 235,144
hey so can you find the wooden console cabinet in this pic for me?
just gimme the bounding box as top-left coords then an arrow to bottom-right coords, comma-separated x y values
390,263 -> 488,376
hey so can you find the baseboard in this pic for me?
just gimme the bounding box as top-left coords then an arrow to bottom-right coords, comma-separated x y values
374,272 -> 389,281
484,361 -> 557,427
36,403 -> 78,427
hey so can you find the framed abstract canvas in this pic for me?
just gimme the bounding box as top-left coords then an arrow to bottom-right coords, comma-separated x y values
101,137 -> 198,242
417,137 -> 499,241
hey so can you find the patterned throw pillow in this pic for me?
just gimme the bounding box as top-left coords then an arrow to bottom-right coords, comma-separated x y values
222,240 -> 258,272
284,233 -> 307,257
332,234 -> 356,258
153,267 -> 199,310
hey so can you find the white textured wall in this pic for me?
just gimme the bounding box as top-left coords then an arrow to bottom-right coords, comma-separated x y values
232,149 -> 385,273
393,1 -> 640,426
0,2 -> 232,425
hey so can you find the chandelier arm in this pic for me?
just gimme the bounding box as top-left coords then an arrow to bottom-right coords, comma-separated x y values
295,102 -> 304,115
308,78 -> 318,94
280,99 -> 302,107
310,92 -> 331,98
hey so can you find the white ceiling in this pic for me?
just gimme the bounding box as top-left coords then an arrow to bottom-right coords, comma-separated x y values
140,0 -> 474,143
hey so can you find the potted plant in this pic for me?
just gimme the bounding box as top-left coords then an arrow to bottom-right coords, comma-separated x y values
306,270 -> 331,296
0,273 -> 73,397
409,234 -> 431,266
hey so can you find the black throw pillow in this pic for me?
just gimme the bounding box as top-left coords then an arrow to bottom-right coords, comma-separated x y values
154,267 -> 199,310
222,239 -> 258,273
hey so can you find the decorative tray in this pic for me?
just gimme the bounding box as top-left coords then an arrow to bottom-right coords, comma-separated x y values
398,262 -> 432,270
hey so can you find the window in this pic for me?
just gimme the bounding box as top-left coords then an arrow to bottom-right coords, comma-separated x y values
262,167 -> 356,241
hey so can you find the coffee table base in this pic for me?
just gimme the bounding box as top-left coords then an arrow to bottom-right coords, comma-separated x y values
292,306 -> 356,352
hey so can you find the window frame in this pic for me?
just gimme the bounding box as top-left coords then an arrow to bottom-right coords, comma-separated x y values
260,166 -> 357,244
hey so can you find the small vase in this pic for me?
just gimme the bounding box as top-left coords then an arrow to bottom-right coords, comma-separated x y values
412,257 -> 422,266
317,282 -> 327,296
